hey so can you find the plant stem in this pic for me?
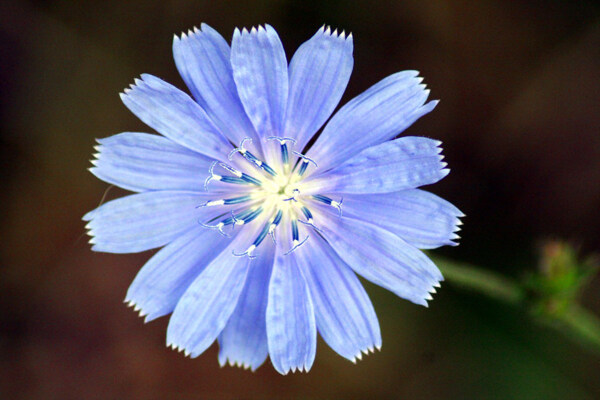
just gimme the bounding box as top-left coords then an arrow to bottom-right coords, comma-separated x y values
431,255 -> 600,354
431,255 -> 524,305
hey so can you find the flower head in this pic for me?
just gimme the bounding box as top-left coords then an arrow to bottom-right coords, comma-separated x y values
84,23 -> 463,374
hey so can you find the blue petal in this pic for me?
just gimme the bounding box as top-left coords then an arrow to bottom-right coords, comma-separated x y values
91,132 -> 213,192
173,24 -> 262,150
231,25 -> 288,158
83,191 -> 213,253
293,234 -> 381,362
307,71 -> 437,172
120,74 -> 231,161
166,235 -> 251,358
125,226 -> 233,321
284,26 -> 353,151
306,137 -> 448,194
218,241 -> 275,371
314,210 -> 441,306
266,247 -> 317,374
331,189 -> 464,249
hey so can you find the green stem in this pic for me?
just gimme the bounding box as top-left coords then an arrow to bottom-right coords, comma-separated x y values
556,304 -> 600,351
431,255 -> 524,305
431,255 -> 600,354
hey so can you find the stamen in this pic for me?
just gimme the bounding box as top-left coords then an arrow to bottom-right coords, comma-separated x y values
228,137 -> 253,159
312,194 -> 343,216
266,136 -> 297,145
284,219 -> 310,255
232,245 -> 257,259
198,195 -> 253,208
231,207 -> 263,225
297,161 -> 309,177
297,206 -> 322,231
300,206 -> 313,222
199,220 -> 231,237
218,162 -> 263,186
253,222 -> 271,247
268,209 -> 283,243
219,162 -> 242,177
204,161 -> 261,189
204,161 -> 220,191
267,137 -> 297,167
292,151 -> 318,168
282,143 -> 289,165
283,188 -> 300,202
229,137 -> 278,177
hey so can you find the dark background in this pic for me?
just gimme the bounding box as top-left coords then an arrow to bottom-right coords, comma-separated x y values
1,0 -> 599,398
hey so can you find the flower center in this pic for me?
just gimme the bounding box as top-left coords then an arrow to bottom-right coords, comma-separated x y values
200,137 -> 341,258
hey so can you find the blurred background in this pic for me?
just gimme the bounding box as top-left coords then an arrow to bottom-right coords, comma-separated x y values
1,0 -> 599,398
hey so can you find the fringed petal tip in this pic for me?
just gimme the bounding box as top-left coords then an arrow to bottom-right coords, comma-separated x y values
275,362 -> 312,375
421,281 -> 444,307
166,341 -> 193,358
316,24 -> 353,41
349,344 -> 382,364
218,356 -> 256,372
173,22 -> 215,43
234,23 -> 277,38
124,298 -> 152,321
119,74 -> 162,99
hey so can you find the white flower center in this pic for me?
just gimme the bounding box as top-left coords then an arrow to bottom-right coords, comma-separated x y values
200,137 -> 341,258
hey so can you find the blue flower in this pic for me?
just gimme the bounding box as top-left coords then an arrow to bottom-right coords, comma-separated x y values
84,24 -> 462,374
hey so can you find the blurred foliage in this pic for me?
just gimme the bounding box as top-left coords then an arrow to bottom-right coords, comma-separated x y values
435,241 -> 600,353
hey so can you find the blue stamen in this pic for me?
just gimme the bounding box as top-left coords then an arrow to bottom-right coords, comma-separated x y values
232,207 -> 263,225
292,219 -> 299,242
229,137 -> 278,177
282,144 -> 289,165
228,137 -> 253,160
268,209 -> 283,244
258,161 -> 278,177
199,219 -> 232,237
301,206 -> 313,220
240,173 -> 262,186
232,248 -> 257,259
312,194 -> 343,216
272,209 -> 283,225
292,151 -> 318,168
284,234 -> 309,255
298,206 -> 321,231
312,194 -> 332,204
224,195 -> 253,205
283,188 -> 300,202
199,195 -> 253,208
298,161 -> 309,176
204,161 -> 262,189
253,222 -> 271,246
266,136 -> 297,145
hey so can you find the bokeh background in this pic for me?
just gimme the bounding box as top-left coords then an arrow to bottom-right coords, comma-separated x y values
2,0 -> 600,398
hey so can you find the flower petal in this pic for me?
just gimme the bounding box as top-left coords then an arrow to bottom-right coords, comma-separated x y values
266,247 -> 316,374
173,24 -> 261,149
293,235 -> 381,362
218,241 -> 275,371
83,191 -> 214,253
284,26 -> 353,151
314,209 -> 442,306
120,74 -> 231,160
332,189 -> 464,249
231,25 -> 288,159
90,132 -> 213,192
307,71 -> 437,172
125,226 -> 233,321
166,235 -> 250,358
305,137 -> 448,194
